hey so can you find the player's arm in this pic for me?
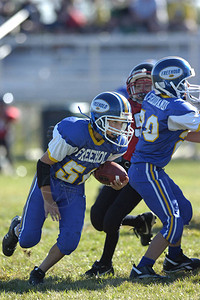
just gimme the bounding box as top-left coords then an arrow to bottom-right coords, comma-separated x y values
168,112 -> 200,132
37,151 -> 61,221
185,131 -> 200,143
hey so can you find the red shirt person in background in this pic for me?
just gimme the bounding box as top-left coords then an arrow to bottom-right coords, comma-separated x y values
0,94 -> 20,168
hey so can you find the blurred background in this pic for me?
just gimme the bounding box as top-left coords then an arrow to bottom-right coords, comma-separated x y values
0,0 -> 200,174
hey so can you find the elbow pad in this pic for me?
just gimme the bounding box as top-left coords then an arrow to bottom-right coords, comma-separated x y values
37,159 -> 51,188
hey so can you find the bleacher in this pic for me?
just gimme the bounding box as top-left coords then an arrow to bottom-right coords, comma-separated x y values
1,32 -> 200,105
0,10 -> 200,159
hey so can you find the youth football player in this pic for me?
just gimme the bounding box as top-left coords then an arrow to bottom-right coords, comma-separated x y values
129,56 -> 200,279
2,91 -> 133,285
85,61 -> 157,277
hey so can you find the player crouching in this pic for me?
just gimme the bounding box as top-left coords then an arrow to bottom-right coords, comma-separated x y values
2,91 -> 133,285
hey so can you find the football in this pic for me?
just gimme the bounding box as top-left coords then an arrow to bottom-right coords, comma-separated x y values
94,161 -> 128,185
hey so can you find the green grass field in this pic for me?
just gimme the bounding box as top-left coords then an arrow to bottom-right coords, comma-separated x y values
0,159 -> 200,299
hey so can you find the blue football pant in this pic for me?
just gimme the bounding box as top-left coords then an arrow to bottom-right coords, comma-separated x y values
18,175 -> 86,255
128,163 -> 192,244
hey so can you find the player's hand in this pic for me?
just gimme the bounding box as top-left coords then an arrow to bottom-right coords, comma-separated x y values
44,199 -> 61,221
110,177 -> 129,190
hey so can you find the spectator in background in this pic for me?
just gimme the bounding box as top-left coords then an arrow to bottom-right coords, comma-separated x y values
0,0 -> 17,21
91,0 -> 112,32
167,0 -> 198,33
55,0 -> 91,33
129,0 -> 168,32
61,1 -> 88,33
20,0 -> 42,33
2,0 -> 200,34
107,1 -> 133,33
0,94 -> 20,171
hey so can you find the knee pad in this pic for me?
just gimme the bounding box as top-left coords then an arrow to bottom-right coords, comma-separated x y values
19,231 -> 41,248
161,216 -> 184,245
181,200 -> 193,225
57,231 -> 81,255
90,205 -> 104,231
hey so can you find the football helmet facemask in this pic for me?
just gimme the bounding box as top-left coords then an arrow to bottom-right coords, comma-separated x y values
126,62 -> 154,104
90,92 -> 133,147
152,56 -> 200,108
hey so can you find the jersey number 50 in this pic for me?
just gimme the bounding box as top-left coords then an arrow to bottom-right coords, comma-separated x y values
55,160 -> 94,184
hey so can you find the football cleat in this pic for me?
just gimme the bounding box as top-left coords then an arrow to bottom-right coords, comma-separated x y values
2,215 -> 21,256
29,266 -> 45,285
133,212 -> 156,246
163,251 -> 200,273
130,264 -> 165,279
84,260 -> 114,278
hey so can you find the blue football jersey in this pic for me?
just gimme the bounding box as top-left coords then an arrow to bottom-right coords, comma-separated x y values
47,117 -> 127,185
132,91 -> 200,167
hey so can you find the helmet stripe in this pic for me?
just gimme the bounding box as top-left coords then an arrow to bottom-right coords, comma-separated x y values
113,92 -> 129,113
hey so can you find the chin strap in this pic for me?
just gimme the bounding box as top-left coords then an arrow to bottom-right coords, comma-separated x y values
155,82 -> 176,98
78,106 -> 90,119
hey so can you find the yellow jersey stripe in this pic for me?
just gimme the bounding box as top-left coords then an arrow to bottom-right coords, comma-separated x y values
47,149 -> 58,162
150,164 -> 173,241
88,123 -> 105,145
195,123 -> 200,132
